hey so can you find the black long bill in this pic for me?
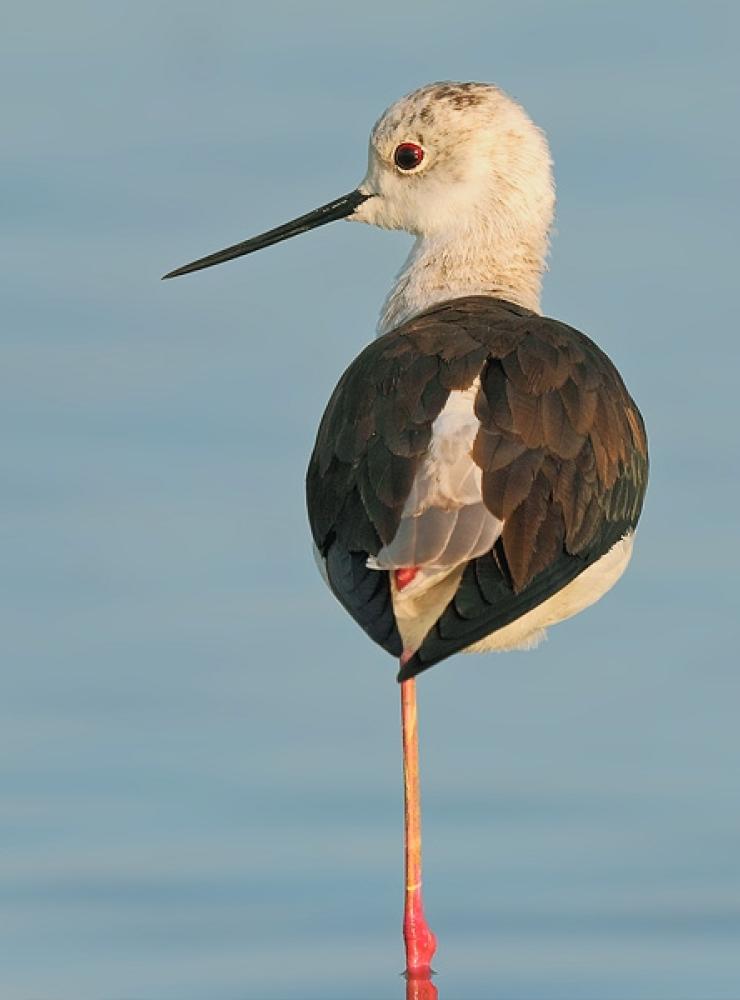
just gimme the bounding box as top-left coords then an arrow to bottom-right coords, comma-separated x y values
162,188 -> 370,280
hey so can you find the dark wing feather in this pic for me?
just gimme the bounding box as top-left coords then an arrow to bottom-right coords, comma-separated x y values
324,544 -> 403,656
306,305 -> 489,654
398,305 -> 648,680
306,297 -> 648,674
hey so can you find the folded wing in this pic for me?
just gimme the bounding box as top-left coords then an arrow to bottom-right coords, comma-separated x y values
306,297 -> 648,676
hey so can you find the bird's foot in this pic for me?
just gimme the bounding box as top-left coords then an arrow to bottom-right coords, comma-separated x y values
395,566 -> 419,591
403,889 -> 437,977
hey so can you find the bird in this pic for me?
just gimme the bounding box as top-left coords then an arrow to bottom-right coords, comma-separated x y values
163,81 -> 648,980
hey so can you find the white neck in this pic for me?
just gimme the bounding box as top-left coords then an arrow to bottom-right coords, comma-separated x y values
377,230 -> 546,337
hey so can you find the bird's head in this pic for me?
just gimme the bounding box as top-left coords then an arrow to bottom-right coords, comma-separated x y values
163,81 -> 554,280
354,82 -> 554,244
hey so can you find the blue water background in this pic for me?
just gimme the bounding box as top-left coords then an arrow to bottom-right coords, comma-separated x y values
2,2 -> 740,997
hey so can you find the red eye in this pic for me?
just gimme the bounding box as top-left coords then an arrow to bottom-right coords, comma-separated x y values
394,142 -> 424,171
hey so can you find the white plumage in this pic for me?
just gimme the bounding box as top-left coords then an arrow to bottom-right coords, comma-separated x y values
370,383 -> 502,572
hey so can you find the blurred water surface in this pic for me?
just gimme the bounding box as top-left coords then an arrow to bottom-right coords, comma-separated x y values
2,2 -> 740,998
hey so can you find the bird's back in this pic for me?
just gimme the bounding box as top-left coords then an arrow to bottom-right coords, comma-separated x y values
306,296 -> 648,679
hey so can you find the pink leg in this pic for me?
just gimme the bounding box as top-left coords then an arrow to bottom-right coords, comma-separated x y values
405,972 -> 439,1000
400,662 -> 437,977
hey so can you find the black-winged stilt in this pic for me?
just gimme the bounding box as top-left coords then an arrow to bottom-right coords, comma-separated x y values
164,81 -> 648,981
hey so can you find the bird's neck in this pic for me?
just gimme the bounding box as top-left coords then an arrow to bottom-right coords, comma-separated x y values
377,230 -> 547,336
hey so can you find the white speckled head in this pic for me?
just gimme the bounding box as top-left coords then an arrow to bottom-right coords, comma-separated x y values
350,82 -> 556,331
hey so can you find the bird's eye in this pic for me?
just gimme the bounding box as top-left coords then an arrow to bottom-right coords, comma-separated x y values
394,142 -> 424,171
